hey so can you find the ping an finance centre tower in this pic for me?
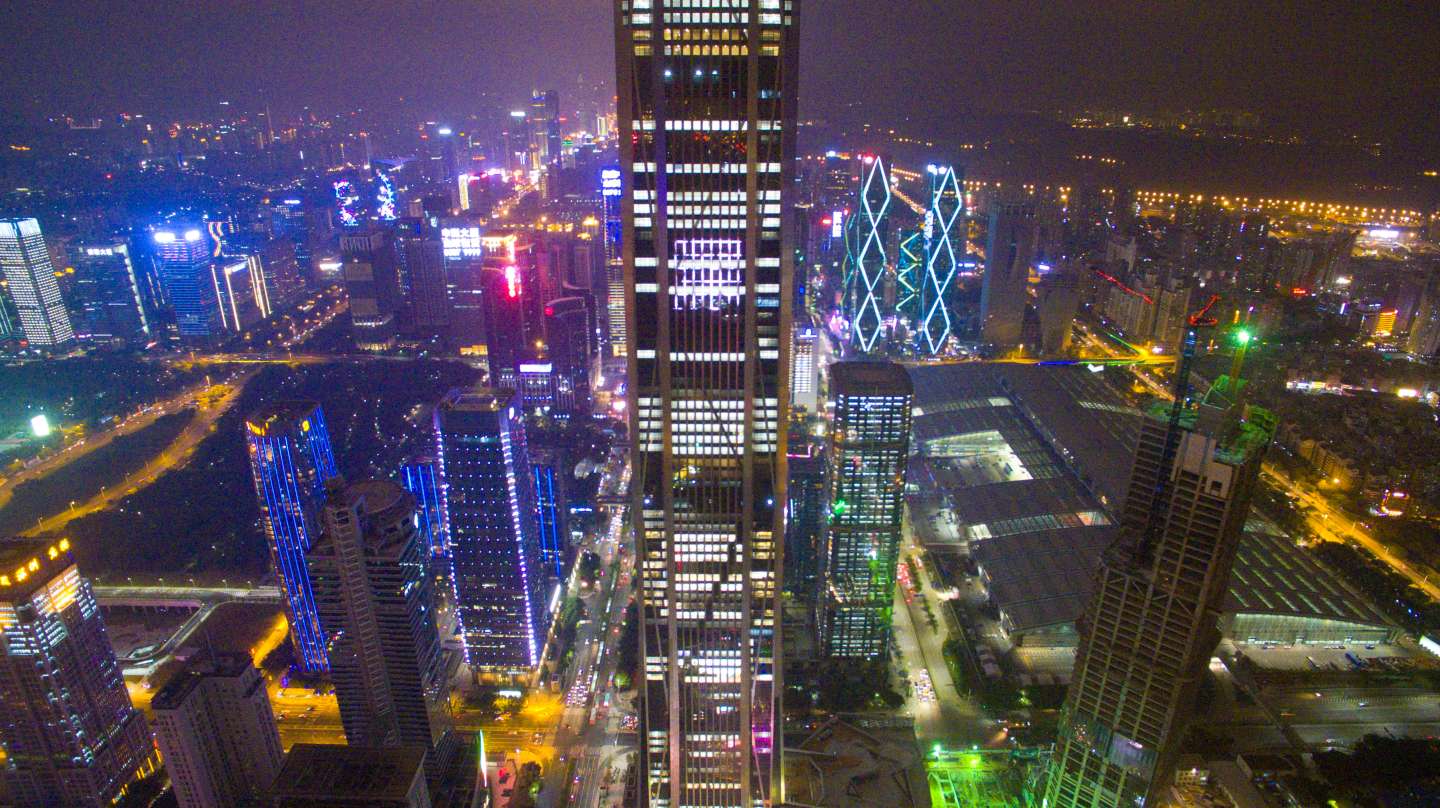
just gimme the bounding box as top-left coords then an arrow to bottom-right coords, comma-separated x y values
616,1 -> 798,804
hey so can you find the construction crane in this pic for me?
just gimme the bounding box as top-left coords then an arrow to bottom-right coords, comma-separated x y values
1137,293 -> 1220,560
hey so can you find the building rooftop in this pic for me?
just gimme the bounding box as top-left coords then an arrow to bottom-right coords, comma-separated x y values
151,652 -> 255,711
246,400 -> 321,436
832,360 -> 912,396
273,744 -> 427,802
440,387 -> 516,412
315,480 -> 416,557
0,537 -> 77,599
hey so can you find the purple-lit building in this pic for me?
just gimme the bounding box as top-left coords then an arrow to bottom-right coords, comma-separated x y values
434,388 -> 550,673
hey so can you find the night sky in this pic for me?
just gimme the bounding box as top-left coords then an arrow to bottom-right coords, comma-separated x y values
3,1 -> 1437,146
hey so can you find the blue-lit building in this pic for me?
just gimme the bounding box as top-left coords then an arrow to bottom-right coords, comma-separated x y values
435,388 -> 550,673
152,226 -> 221,342
529,444 -> 568,580
400,456 -> 448,559
245,401 -> 339,673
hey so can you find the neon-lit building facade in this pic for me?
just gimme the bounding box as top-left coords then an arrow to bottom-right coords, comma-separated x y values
894,228 -> 923,331
531,451 -> 567,579
0,540 -> 154,806
844,155 -> 892,354
245,401 -> 339,673
918,165 -> 965,355
0,218 -> 75,349
434,388 -> 549,672
153,226 -> 221,341
617,0 -> 797,803
819,361 -> 912,658
400,456 -> 448,559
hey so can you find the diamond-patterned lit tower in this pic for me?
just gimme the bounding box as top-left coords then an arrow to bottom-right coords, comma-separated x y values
918,164 -> 965,356
894,228 -> 924,331
845,155 -> 892,354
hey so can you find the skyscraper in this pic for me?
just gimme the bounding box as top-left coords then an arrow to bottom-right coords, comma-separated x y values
528,90 -> 562,174
1045,379 -> 1276,808
153,225 -> 222,342
845,155 -> 893,354
434,388 -> 549,673
1407,267 -> 1440,358
544,295 -> 596,414
790,320 -> 818,413
530,442 -> 570,580
0,539 -> 154,806
341,229 -> 401,351
272,744 -> 432,808
401,220 -> 452,335
245,401 -> 339,673
400,456 -> 448,559
151,653 -> 284,808
0,218 -> 75,349
894,228 -> 924,332
818,361 -> 912,658
617,1 -> 798,802
918,164 -> 965,355
310,479 -> 453,753
784,443 -> 828,601
980,200 -> 1037,349
71,240 -> 152,348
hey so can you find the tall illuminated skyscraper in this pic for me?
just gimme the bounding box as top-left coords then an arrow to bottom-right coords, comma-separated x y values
818,361 -> 912,657
0,539 -> 154,806
434,388 -> 549,673
153,225 -> 221,342
1045,377 -> 1275,808
844,155 -> 892,354
894,228 -> 924,332
71,240 -> 152,349
980,200 -> 1037,349
0,218 -> 75,349
917,165 -> 965,355
245,401 -> 339,673
617,1 -> 798,803
400,456 -> 448,559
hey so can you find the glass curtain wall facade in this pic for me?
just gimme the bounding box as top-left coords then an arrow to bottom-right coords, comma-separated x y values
616,1 -> 798,804
0,218 -> 75,349
818,361 -> 912,657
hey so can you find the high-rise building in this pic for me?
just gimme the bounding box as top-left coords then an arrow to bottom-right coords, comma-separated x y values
341,229 -> 401,351
1045,378 -> 1276,808
528,90 -> 562,174
785,443 -> 828,600
530,443 -> 570,580
434,388 -> 549,672
245,401 -> 339,673
71,240 -> 152,348
918,165 -> 965,355
0,218 -> 75,349
1037,265 -> 1081,357
310,479 -> 452,753
153,225 -> 222,342
400,219 -> 451,335
272,744 -> 432,808
980,200 -> 1037,349
894,228 -> 924,332
479,233 -> 544,387
790,320 -> 819,412
819,361 -> 912,658
845,155 -> 892,354
151,653 -> 284,808
1407,268 -> 1440,358
617,1 -> 798,802
545,295 -> 595,414
0,539 -> 154,806
399,456 -> 448,559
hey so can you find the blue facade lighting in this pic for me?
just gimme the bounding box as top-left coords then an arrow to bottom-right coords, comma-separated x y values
245,402 -> 338,673
400,457 -> 448,559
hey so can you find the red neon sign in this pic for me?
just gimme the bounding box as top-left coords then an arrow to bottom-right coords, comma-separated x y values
505,265 -> 520,299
